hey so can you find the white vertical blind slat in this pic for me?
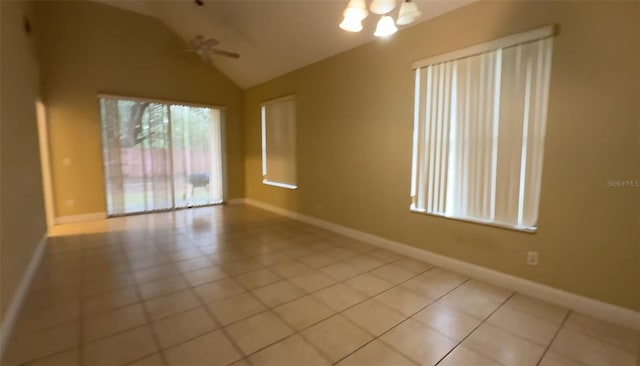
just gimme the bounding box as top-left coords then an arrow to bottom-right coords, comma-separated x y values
411,35 -> 553,230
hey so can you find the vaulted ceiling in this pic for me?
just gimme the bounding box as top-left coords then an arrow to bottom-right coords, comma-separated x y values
94,0 -> 475,89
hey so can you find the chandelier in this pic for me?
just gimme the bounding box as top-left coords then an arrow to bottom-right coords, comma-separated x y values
339,0 -> 422,37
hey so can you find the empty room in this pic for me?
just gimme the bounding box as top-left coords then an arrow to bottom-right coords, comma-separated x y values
0,0 -> 638,365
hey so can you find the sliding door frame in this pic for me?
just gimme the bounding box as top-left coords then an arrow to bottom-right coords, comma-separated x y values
97,93 -> 227,217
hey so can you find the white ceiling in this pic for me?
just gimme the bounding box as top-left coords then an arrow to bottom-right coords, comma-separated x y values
95,0 -> 475,89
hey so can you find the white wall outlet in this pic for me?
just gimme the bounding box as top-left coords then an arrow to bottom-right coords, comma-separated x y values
66,199 -> 75,207
317,203 -> 324,212
63,157 -> 71,166
526,251 -> 539,266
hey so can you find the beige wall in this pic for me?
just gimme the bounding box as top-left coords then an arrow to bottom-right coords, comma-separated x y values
33,0 -> 245,218
0,1 -> 48,323
244,1 -> 640,310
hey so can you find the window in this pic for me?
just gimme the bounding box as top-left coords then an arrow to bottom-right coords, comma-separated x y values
410,26 -> 555,231
100,95 -> 225,215
261,95 -> 297,189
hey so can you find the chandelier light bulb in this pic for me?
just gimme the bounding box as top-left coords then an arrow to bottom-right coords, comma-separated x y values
370,0 -> 397,15
374,15 -> 398,37
397,0 -> 422,25
339,15 -> 364,32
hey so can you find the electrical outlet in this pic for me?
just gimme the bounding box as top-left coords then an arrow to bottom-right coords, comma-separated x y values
317,203 -> 324,212
526,251 -> 539,266
66,199 -> 75,207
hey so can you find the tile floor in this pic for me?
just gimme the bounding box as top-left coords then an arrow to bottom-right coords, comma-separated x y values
2,205 -> 638,366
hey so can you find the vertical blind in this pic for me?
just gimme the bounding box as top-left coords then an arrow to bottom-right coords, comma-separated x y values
261,95 -> 297,189
100,96 -> 224,216
411,28 -> 554,230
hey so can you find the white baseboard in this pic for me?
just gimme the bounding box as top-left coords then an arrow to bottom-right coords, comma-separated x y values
54,212 -> 106,225
0,234 -> 47,359
243,198 -> 640,331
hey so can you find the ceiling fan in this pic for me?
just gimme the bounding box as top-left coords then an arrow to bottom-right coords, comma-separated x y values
185,35 -> 240,63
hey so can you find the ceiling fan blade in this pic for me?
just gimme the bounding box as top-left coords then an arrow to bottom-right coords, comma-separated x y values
190,34 -> 205,48
201,38 -> 220,48
212,49 -> 240,59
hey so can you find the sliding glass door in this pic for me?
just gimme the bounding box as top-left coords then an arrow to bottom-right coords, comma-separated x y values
100,96 -> 224,216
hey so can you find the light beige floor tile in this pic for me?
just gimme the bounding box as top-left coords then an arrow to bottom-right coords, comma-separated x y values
325,247 -> 359,261
82,326 -> 157,366
280,246 -> 316,258
439,286 -> 502,319
343,299 -> 406,336
211,251 -> 249,264
194,278 -> 245,303
3,321 -> 78,366
301,315 -> 373,362
412,303 -> 481,341
128,353 -> 165,366
83,272 -> 136,297
23,348 -> 79,366
273,295 -> 335,330
133,263 -> 179,284
370,263 -> 416,284
129,256 -> 171,272
368,249 -> 403,263
380,318 -> 457,365
208,292 -> 266,325
344,273 -> 394,297
167,248 -> 202,263
549,328 -> 636,366
249,335 -> 331,366
220,259 -> 264,276
463,323 -> 546,366
438,345 -> 503,366
138,275 -> 188,300
252,280 -> 306,307
234,268 -> 282,289
163,330 -> 242,366
225,311 -> 294,354
84,303 -> 147,342
288,271 -> 335,293
503,294 -> 568,325
22,284 -> 80,312
488,306 -> 561,346
460,279 -> 513,303
230,359 -> 251,366
401,269 -> 466,299
83,286 -> 140,316
320,262 -> 364,281
538,351 -> 587,366
268,260 -> 312,278
299,253 -> 340,268
337,339 -> 418,366
254,251 -> 292,266
313,283 -> 367,312
183,266 -> 228,286
564,312 -> 639,352
144,290 -> 201,320
13,301 -> 80,336
393,257 -> 433,274
309,242 -> 341,253
153,307 -> 218,348
374,286 -> 433,316
175,257 -> 214,273
344,254 -> 385,272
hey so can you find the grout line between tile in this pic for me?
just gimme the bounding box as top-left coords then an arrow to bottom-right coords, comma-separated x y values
432,292 -> 515,366
535,310 -> 572,366
130,258 -> 170,366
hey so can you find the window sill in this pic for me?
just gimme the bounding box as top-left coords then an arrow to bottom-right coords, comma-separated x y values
410,206 -> 537,233
262,180 -> 297,190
